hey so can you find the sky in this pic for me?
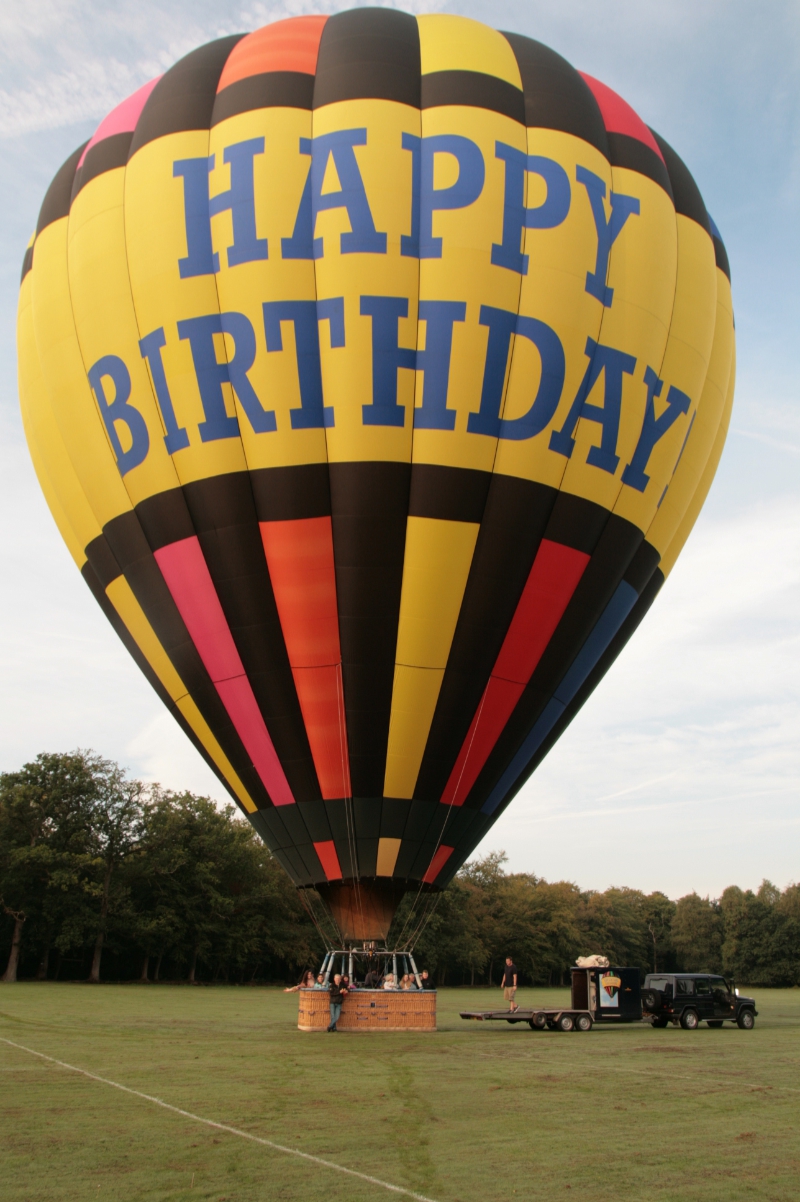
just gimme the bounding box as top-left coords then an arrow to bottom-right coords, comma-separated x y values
1,0 -> 798,900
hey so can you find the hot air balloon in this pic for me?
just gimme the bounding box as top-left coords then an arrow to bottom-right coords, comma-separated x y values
17,10 -> 734,947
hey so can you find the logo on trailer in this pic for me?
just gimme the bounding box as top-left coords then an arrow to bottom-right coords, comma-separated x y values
599,971 -> 622,1008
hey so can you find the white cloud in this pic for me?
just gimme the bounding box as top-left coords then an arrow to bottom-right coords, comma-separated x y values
125,712 -> 229,799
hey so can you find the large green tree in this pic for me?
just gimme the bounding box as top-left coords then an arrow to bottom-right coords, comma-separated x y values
2,752 -> 797,987
671,893 -> 723,972
720,881 -> 800,986
0,752 -> 99,982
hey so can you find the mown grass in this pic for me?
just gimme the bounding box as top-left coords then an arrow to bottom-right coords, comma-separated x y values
1,982 -> 798,1201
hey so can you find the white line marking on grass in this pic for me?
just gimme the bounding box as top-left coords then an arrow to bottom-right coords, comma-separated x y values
1,1037 -> 439,1202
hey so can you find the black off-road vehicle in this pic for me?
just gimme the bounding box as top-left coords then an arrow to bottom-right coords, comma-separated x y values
641,973 -> 757,1030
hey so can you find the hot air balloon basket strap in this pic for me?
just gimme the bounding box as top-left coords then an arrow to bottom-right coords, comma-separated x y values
298,989 -> 437,1032
296,887 -> 341,949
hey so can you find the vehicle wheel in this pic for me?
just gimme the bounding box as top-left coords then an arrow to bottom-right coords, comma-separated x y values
680,1009 -> 699,1030
575,1013 -> 593,1032
737,1009 -> 755,1030
707,1020 -> 724,1028
641,989 -> 662,1011
530,1013 -> 547,1029
558,1014 -> 575,1032
651,1017 -> 669,1028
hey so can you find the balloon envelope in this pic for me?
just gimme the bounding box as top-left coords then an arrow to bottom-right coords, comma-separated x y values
18,11 -> 734,941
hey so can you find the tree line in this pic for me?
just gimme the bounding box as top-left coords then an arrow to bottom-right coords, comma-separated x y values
1,752 -> 798,987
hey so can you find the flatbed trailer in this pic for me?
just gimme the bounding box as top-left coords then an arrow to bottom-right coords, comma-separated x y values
461,1008 -> 594,1032
460,966 -> 644,1032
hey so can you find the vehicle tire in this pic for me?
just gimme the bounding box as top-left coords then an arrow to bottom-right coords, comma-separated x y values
737,1009 -> 755,1030
558,1014 -> 575,1032
707,1020 -> 724,1028
680,1009 -> 699,1030
651,1017 -> 669,1028
575,1013 -> 593,1032
641,989 -> 662,1012
530,1014 -> 547,1030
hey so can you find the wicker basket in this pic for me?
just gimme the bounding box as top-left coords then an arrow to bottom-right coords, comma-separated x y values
298,989 -> 436,1031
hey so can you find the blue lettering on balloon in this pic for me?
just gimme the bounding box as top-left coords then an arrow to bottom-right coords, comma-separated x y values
491,143 -> 571,274
622,367 -> 691,492
468,306 -> 565,440
360,295 -> 416,428
413,300 -> 466,430
88,354 -> 150,475
138,327 -> 189,454
549,337 -> 636,472
401,134 -> 485,259
576,165 -> 640,307
399,132 -> 421,258
174,138 -> 267,278
178,312 -> 276,441
263,298 -> 344,429
282,130 -> 387,260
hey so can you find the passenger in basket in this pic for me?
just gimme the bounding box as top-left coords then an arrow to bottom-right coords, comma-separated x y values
383,973 -> 397,990
364,968 -> 381,988
399,973 -> 411,990
328,973 -> 348,1032
501,957 -> 519,1011
419,970 -> 434,989
313,974 -> 326,989
284,970 -> 315,992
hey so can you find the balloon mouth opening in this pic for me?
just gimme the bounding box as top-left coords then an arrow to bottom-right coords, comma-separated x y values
316,879 -> 414,944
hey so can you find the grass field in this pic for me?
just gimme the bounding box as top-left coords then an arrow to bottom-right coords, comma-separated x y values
1,982 -> 799,1201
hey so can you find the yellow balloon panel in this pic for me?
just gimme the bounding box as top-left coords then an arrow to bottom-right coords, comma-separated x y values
68,167 -> 183,508
613,211 -> 717,532
31,219 -> 134,531
647,268 -> 734,558
559,170 -> 677,515
495,131 -> 610,492
210,105 -> 328,473
312,97 -> 420,465
125,130 -> 246,486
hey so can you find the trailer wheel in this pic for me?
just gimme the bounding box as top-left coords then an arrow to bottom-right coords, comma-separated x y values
575,1013 -> 593,1032
680,1008 -> 699,1030
558,1014 -> 575,1032
530,1013 -> 547,1030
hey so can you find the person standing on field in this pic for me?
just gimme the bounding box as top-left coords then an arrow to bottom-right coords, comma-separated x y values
502,957 -> 518,1011
328,973 -> 348,1032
